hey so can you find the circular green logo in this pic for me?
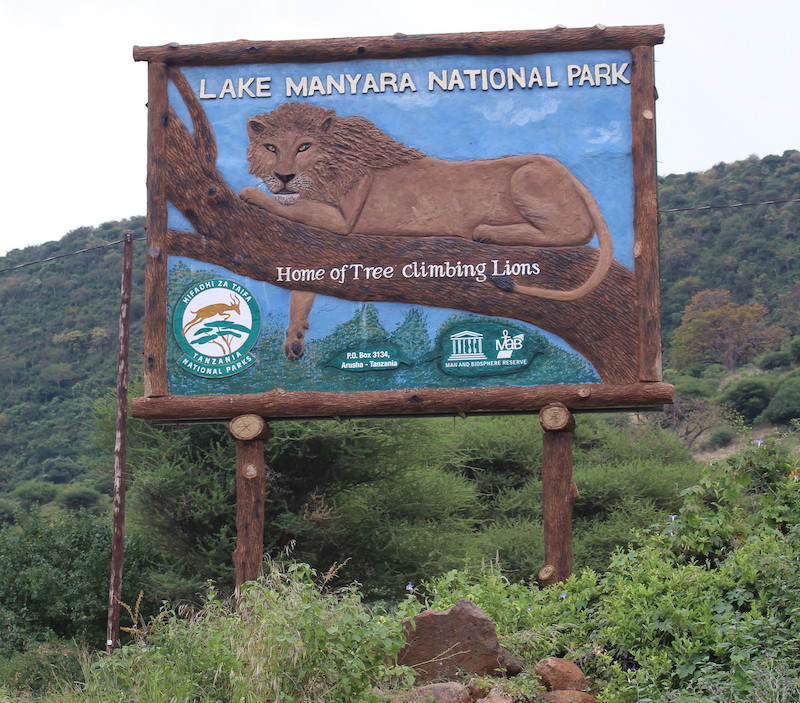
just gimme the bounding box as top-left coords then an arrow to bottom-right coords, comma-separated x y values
173,279 -> 261,378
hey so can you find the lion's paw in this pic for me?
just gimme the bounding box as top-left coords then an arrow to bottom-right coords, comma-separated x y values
283,337 -> 305,361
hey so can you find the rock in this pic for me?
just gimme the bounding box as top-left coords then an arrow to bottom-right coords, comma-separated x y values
534,657 -> 589,691
466,679 -> 491,699
482,686 -> 515,702
542,692 -> 598,703
398,598 -> 523,682
407,682 -> 472,703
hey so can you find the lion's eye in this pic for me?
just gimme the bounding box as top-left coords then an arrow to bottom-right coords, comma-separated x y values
297,143 -> 312,153
263,144 -> 277,152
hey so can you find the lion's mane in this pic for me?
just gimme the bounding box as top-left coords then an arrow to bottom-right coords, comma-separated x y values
246,103 -> 424,205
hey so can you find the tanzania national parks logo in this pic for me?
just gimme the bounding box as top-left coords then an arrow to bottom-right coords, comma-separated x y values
173,279 -> 261,378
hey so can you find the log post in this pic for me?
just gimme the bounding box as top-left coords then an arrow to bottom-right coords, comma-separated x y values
106,230 -> 135,654
537,403 -> 579,587
230,414 -> 271,594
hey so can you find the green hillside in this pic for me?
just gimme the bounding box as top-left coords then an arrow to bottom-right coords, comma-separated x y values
658,149 -> 800,340
1,151 -> 799,490
0,218 -> 146,492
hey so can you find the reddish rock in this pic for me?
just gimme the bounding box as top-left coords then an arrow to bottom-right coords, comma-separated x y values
466,679 -> 491,699
534,657 -> 589,691
398,598 -> 523,682
542,692 -> 598,703
482,687 -> 515,702
408,682 -> 472,702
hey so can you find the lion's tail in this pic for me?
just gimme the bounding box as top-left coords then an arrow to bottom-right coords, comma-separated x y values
497,180 -> 614,302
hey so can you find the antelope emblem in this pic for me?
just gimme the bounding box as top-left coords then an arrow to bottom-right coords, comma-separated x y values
182,293 -> 242,337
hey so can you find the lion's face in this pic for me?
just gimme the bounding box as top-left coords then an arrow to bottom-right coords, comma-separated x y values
246,103 -> 422,207
246,104 -> 336,206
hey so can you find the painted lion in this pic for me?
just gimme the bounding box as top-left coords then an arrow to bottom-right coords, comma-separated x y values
239,102 -> 614,359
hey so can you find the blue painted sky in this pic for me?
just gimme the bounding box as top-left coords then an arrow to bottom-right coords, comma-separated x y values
171,49 -> 635,267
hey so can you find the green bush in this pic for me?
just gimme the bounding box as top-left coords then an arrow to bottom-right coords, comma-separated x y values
760,376 -> 800,425
115,413 -> 700,601
708,426 -> 736,448
719,375 -> 778,421
672,375 -> 719,399
0,511 -> 161,656
11,479 -> 59,509
0,640 -> 83,694
56,484 -> 103,511
70,564 -> 414,703
789,336 -> 800,364
405,430 -> 800,701
0,498 -> 17,525
757,349 -> 792,370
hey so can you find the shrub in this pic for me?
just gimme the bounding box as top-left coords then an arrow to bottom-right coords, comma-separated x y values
405,430 -> 800,701
11,479 -> 59,509
0,498 -> 17,525
760,376 -> 800,425
56,484 -> 103,511
672,375 -> 718,399
73,564 -> 414,703
757,349 -> 792,370
708,426 -> 736,448
719,375 -> 778,421
0,511 -> 161,656
0,639 -> 83,694
789,336 -> 800,364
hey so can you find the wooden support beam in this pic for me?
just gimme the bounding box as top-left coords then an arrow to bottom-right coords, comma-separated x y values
538,403 -> 578,587
106,231 -> 135,654
230,415 -> 271,594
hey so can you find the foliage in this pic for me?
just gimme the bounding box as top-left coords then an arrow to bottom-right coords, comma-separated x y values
0,217 -> 146,492
118,420 -> 240,599
54,563 -> 414,703
11,479 -> 59,509
0,499 -> 16,525
115,411 -> 698,601
671,289 -> 789,370
659,150 -> 800,340
718,375 -> 779,421
56,484 -> 104,512
0,511 -> 160,656
757,349 -> 792,371
759,376 -> 800,425
402,429 -> 800,702
0,640 -> 84,695
707,426 -> 736,449
0,434 -> 796,702
790,336 -> 800,364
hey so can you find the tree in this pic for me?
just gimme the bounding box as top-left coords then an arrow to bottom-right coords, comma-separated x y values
671,289 -> 789,370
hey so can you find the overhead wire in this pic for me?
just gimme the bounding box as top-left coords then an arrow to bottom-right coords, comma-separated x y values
0,236 -> 146,275
0,195 -> 797,275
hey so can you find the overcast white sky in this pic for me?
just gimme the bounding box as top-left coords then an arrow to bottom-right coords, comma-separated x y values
1,0 -> 797,256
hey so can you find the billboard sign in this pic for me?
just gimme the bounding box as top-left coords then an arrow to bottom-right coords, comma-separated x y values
132,26 -> 673,421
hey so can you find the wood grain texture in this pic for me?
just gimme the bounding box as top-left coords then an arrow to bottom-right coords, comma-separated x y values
131,382 -> 674,421
143,61 -> 169,397
631,45 -> 663,382
538,403 -> 577,586
232,434 -> 267,590
133,25 -> 664,65
230,414 -> 272,441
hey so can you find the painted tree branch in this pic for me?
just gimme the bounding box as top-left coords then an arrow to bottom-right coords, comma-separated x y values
160,66 -> 640,384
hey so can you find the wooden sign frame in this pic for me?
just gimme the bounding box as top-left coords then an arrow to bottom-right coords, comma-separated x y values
131,25 -> 673,422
